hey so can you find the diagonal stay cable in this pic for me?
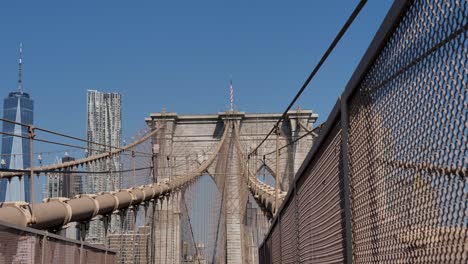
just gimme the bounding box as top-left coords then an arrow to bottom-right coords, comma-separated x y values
248,0 -> 367,157
263,124 -> 322,156
182,196 -> 201,264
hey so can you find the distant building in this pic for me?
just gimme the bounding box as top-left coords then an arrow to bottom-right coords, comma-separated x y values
47,155 -> 82,199
85,90 -> 122,243
182,242 -> 207,264
61,155 -> 82,198
0,43 -> 34,202
122,209 -> 136,232
46,154 -> 82,240
47,157 -> 63,198
108,226 -> 150,264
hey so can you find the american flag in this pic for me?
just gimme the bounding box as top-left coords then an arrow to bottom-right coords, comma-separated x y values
230,79 -> 234,112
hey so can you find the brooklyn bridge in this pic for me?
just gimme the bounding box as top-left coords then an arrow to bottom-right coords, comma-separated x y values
0,0 -> 467,263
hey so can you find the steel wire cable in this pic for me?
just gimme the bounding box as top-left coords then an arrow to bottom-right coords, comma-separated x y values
182,196 -> 201,264
248,0 -> 367,157
0,127 -> 160,178
0,132 -> 150,161
0,131 -> 109,154
0,166 -> 154,177
262,124 -> 322,156
0,117 -> 152,156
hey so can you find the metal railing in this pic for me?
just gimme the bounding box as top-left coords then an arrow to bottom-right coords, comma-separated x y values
259,0 -> 468,263
0,220 -> 117,264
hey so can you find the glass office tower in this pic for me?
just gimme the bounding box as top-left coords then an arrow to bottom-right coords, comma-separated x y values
0,91 -> 34,202
0,43 -> 34,202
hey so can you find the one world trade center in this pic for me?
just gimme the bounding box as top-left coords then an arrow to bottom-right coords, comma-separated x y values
0,43 -> 34,202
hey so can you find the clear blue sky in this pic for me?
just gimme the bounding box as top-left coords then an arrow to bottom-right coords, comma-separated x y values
0,0 -> 393,145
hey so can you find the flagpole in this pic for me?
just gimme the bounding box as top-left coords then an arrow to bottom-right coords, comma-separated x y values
230,78 -> 234,112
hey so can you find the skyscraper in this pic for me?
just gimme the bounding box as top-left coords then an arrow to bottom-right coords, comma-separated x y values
61,155 -> 82,198
47,155 -> 82,199
0,43 -> 34,202
85,90 -> 122,243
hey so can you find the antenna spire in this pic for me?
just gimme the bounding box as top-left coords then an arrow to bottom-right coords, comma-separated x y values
18,42 -> 23,93
229,76 -> 234,112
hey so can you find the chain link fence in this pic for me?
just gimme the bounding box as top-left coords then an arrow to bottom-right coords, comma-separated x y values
259,0 -> 467,263
0,221 -> 117,264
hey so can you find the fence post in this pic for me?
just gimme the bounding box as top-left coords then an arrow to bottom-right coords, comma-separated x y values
78,221 -> 89,264
274,126 -> 280,215
80,238 -> 84,264
294,184 -> 299,264
41,231 -> 47,264
28,125 -> 36,223
340,97 -> 354,263
278,212 -> 282,264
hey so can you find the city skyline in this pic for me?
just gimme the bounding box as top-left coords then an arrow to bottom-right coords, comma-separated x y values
0,44 -> 131,205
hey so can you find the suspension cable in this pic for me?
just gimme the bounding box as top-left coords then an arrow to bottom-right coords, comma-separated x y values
0,131 -> 153,157
0,149 -> 79,157
0,166 -> 153,175
182,197 -> 201,264
263,123 -> 323,156
248,0 -> 367,157
0,127 -> 160,178
0,117 -> 152,156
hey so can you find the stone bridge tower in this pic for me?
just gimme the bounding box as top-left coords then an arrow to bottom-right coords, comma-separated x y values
146,110 -> 317,263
